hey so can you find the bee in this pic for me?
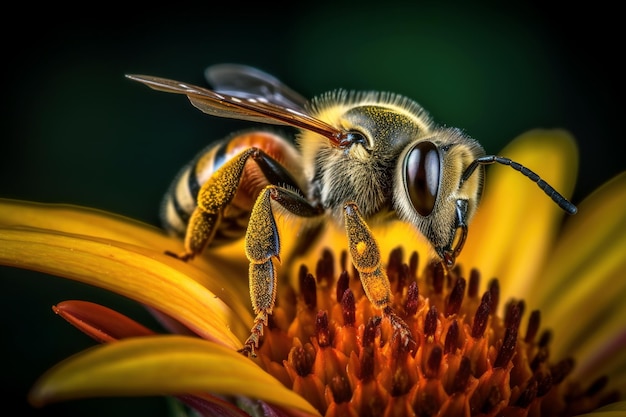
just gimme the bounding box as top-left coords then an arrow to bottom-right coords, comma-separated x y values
126,64 -> 577,356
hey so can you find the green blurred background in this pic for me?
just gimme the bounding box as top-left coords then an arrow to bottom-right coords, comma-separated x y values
1,2 -> 621,416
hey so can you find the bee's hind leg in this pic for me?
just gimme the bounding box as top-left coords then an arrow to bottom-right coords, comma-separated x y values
241,185 -> 323,357
167,146 -> 304,263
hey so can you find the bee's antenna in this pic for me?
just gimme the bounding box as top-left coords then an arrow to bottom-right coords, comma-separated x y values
461,155 -> 577,215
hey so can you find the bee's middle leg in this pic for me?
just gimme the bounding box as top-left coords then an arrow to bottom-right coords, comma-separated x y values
242,185 -> 322,357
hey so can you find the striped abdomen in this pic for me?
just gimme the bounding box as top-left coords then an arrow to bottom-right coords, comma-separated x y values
160,129 -> 303,246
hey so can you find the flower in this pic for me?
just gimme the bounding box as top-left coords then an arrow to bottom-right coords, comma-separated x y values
1,129 -> 625,416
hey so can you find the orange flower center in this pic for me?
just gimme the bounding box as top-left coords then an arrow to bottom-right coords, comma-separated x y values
253,247 -> 618,417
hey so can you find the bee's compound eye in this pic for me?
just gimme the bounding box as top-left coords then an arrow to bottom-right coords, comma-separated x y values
404,141 -> 440,216
339,130 -> 369,148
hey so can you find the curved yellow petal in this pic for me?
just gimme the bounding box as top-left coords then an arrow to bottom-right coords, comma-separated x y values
545,233 -> 626,360
0,227 -> 249,348
567,304 -> 626,395
0,198 -> 251,297
456,129 -> 578,310
29,335 -> 321,417
0,199 -> 172,250
536,173 -> 626,372
539,172 -> 626,311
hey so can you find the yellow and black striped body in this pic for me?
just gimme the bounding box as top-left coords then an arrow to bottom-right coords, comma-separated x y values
160,129 -> 304,246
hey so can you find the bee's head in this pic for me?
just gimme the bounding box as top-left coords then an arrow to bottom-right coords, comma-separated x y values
394,127 -> 485,266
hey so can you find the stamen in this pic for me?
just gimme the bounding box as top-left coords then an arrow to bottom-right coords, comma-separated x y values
504,300 -> 524,329
487,278 -> 500,315
340,250 -> 348,272
363,316 -> 381,346
494,302 -> 521,368
539,330 -> 552,348
341,289 -> 355,326
405,281 -> 419,316
387,246 -> 404,283
445,277 -> 466,317
301,272 -> 317,309
329,376 -> 352,404
536,371 -> 553,397
432,262 -> 445,294
551,358 -> 575,384
396,263 -> 409,294
525,310 -> 541,343
316,310 -> 331,347
530,346 -> 549,371
336,270 -> 349,305
298,263 -> 307,284
471,291 -> 491,338
468,268 -> 480,298
359,317 -> 381,381
494,323 -> 518,368
288,343 -> 315,376
444,320 -> 459,354
451,356 -> 472,394
351,263 -> 360,282
316,248 -> 335,287
424,305 -> 438,340
515,376 -> 537,408
408,250 -> 419,279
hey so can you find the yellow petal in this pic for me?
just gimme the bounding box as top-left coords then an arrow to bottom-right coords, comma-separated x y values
546,229 -> 626,355
456,129 -> 578,310
539,172 -> 626,311
29,335 -> 321,417
0,198 -> 172,250
567,303 -> 626,395
0,198 -> 251,296
0,227 -> 249,349
537,173 -> 626,378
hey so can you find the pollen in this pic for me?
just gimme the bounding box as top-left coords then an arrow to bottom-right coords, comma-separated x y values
253,247 -> 620,417
356,241 -> 367,256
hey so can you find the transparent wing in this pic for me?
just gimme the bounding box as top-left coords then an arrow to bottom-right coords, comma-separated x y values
204,63 -> 308,111
126,73 -> 344,144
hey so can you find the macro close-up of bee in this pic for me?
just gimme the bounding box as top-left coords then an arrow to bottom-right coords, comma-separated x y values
126,64 -> 577,357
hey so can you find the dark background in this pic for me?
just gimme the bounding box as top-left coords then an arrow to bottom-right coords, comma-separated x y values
1,3 -> 622,416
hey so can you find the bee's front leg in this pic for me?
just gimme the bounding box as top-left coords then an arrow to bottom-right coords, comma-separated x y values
242,185 -> 322,357
343,202 -> 416,351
